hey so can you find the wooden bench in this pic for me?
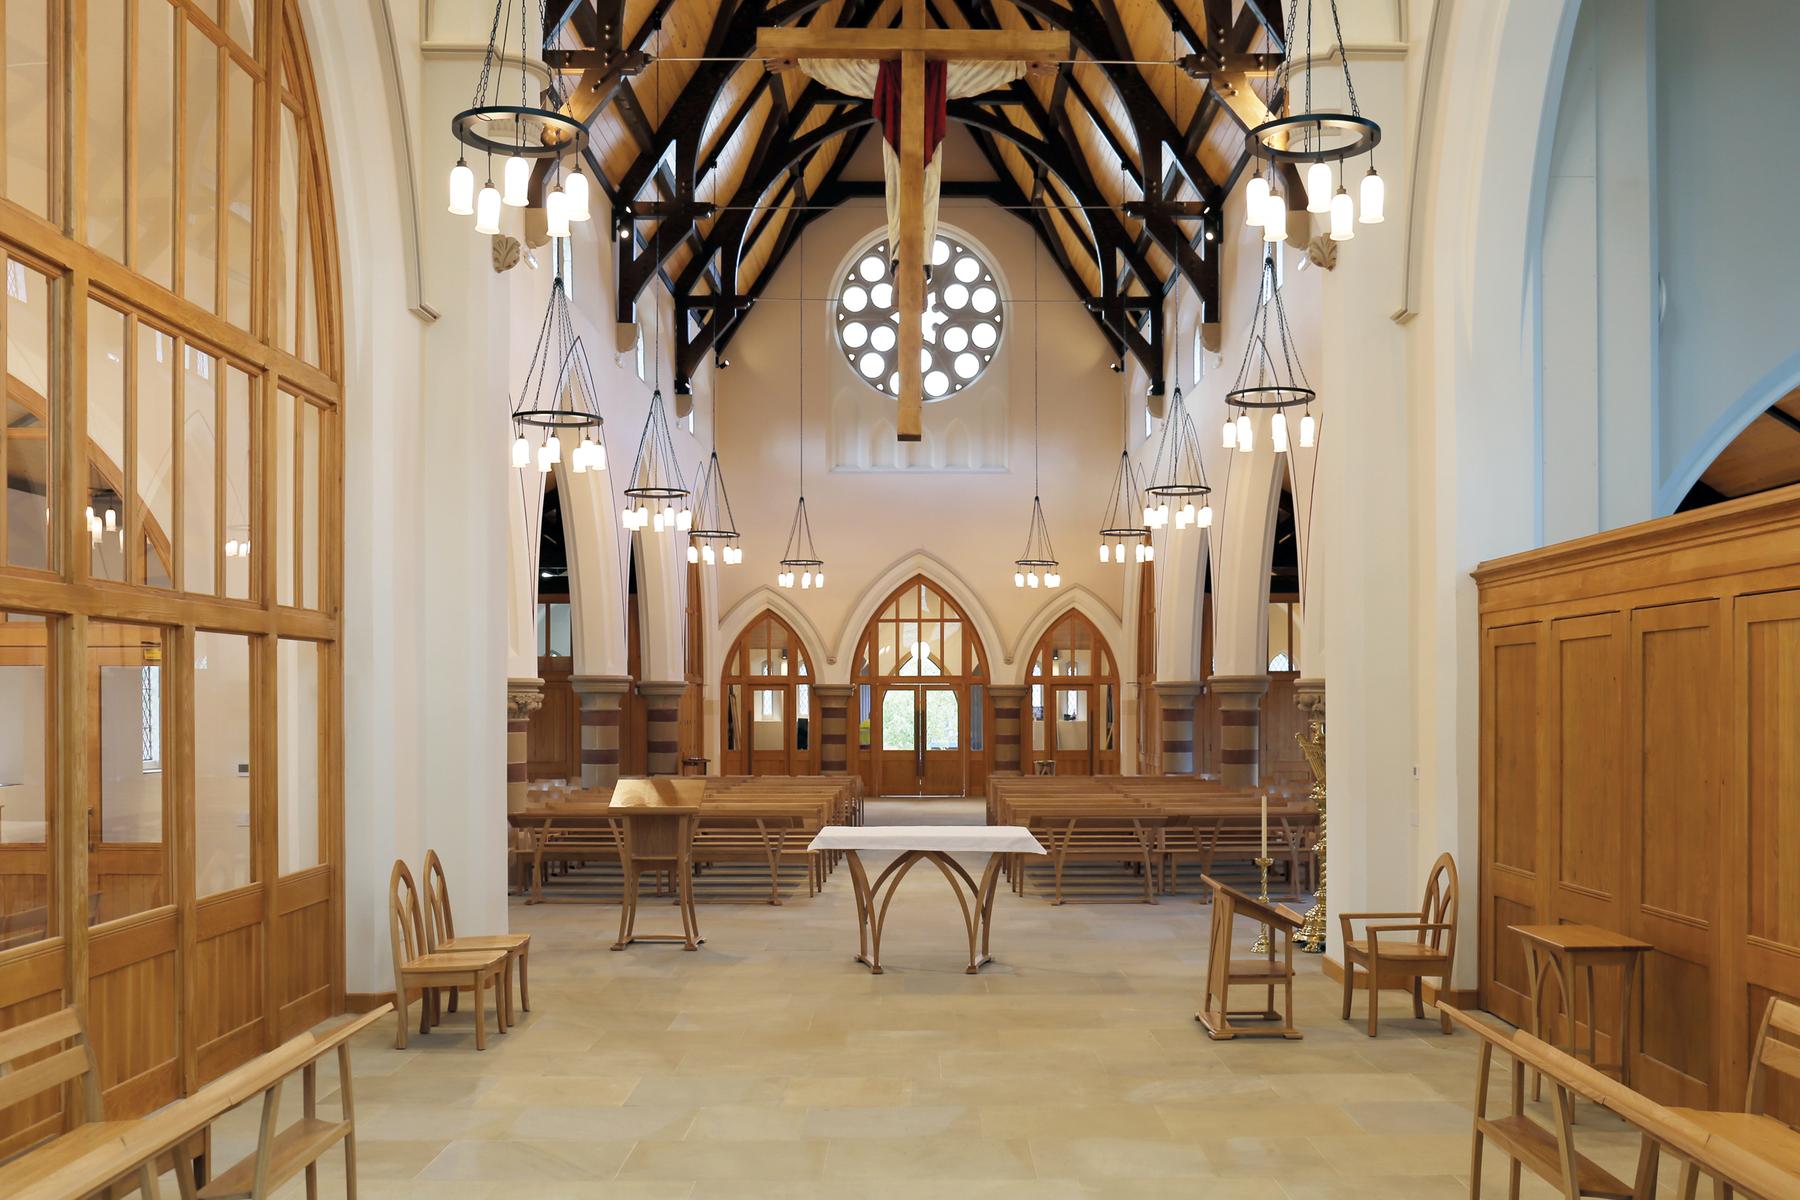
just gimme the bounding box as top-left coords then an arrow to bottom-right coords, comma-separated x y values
0,1007 -> 156,1198
1667,995 -> 1800,1198
0,1006 -> 392,1200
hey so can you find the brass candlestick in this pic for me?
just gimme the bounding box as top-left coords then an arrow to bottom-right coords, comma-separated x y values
1250,855 -> 1274,954
1296,719 -> 1328,953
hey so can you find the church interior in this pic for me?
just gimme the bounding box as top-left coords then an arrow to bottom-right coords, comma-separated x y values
2,0 -> 1799,1196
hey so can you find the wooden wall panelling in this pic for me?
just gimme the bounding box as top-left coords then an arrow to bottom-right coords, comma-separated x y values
1259,673 -> 1308,784
1476,485 -> 1800,1112
192,886 -> 266,1079
1480,620 -> 1544,1029
1625,599 -> 1723,1107
273,867 -> 332,1038
1735,590 -> 1800,1121
87,908 -> 180,1116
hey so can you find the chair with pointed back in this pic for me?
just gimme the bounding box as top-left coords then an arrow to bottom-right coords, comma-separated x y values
423,848 -> 532,1019
389,859 -> 510,1049
1339,851 -> 1459,1036
1665,995 -> 1800,1196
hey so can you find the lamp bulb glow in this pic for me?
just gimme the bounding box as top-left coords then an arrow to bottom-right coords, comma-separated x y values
474,183 -> 502,234
1330,187 -> 1355,241
502,155 -> 530,207
1245,175 -> 1270,227
686,544 -> 699,564
1026,572 -> 1039,589
511,435 -> 530,467
1299,412 -> 1317,448
1198,504 -> 1213,528
1223,418 -> 1238,449
1014,571 -> 1026,588
545,186 -> 570,238
1360,166 -> 1385,224
1271,410 -> 1290,453
1262,191 -> 1287,243
1305,162 -> 1333,214
1236,412 -> 1254,452
448,159 -> 475,215
565,170 -> 591,221
1099,543 -> 1110,563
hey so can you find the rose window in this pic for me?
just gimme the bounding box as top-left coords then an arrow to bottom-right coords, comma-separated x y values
834,234 -> 1003,400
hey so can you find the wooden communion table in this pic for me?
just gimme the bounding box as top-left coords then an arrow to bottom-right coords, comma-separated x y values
809,825 -> 1045,974
1510,922 -> 1652,1087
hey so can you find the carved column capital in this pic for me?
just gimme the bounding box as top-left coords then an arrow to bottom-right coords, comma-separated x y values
1294,677 -> 1326,726
506,677 -> 545,720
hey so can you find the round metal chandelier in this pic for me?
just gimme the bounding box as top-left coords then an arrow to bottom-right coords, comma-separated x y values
1142,385 -> 1213,531
779,239 -> 824,590
1243,0 -> 1384,244
447,0 -> 592,237
687,451 -> 743,567
1223,250 -> 1316,455
1098,451 -> 1153,564
508,276 -> 607,475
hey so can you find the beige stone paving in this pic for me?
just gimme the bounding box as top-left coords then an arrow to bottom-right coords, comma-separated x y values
200,799 -> 1684,1198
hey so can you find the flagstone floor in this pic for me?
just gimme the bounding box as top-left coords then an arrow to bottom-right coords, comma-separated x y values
209,799 -> 1673,1198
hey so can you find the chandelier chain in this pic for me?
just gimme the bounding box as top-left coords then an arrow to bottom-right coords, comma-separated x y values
1329,0 -> 1362,117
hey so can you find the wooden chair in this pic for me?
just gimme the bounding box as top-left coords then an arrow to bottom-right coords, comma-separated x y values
1440,1004 -> 1638,1199
423,848 -> 531,1021
0,1007 -> 162,1198
1667,995 -> 1800,1198
610,804 -> 702,951
1339,851 -> 1459,1036
1195,875 -> 1303,1040
389,860 -> 510,1049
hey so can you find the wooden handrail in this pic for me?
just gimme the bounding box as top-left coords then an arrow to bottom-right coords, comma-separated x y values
1,1006 -> 393,1200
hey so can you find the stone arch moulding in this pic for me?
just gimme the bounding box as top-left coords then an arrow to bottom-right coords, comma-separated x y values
1657,350 -> 1800,516
559,459 -> 630,677
714,587 -> 835,688
827,551 -> 1009,680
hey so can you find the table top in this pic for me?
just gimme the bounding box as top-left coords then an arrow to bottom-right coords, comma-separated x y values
1509,923 -> 1654,953
809,825 -> 1046,855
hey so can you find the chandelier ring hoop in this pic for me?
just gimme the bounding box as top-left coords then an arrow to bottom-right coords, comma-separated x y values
689,527 -> 741,541
513,408 -> 602,430
1249,113 -> 1379,165
1225,384 -> 1318,410
1099,526 -> 1152,539
1144,482 -> 1213,499
624,485 -> 688,500
452,106 -> 590,160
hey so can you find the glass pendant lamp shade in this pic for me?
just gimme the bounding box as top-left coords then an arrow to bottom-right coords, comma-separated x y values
1222,418 -> 1237,449
1300,411 -> 1317,448
1262,191 -> 1287,243
1330,188 -> 1355,240
511,435 -> 530,467
564,170 -> 590,221
1360,167 -> 1385,223
1245,175 -> 1270,226
448,159 -> 475,215
474,182 -> 502,234
545,186 -> 570,238
1236,412 -> 1254,452
1271,410 -> 1290,453
502,154 -> 530,207
1305,163 -> 1333,213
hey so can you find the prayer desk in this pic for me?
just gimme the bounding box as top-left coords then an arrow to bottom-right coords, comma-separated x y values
1510,923 -> 1652,1087
809,825 -> 1044,974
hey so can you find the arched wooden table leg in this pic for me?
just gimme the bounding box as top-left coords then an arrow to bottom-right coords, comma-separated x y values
842,849 -> 1010,974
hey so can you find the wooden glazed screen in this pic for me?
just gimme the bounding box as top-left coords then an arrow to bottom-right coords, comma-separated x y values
1026,610 -> 1120,776
0,0 -> 343,1151
720,611 -> 816,776
1475,485 -> 1800,1115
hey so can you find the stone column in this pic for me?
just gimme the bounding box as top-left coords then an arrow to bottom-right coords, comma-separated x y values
813,685 -> 854,773
505,678 -> 544,810
989,685 -> 1028,774
1154,682 -> 1203,775
637,681 -> 688,776
1211,675 -> 1270,788
572,675 -> 631,787
1295,677 -> 1326,731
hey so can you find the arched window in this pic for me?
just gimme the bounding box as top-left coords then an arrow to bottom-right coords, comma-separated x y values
1027,611 -> 1120,775
853,576 -> 988,796
0,0 -> 343,1110
721,612 -> 816,775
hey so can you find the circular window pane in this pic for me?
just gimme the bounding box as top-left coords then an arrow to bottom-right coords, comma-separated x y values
835,234 -> 1004,400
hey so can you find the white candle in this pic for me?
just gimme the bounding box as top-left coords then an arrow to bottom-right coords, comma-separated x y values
1260,795 -> 1268,858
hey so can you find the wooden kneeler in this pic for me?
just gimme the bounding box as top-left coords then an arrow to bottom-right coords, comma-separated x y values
1196,875 -> 1304,1040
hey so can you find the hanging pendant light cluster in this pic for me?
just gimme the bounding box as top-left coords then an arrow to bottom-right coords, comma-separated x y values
1143,385 -> 1214,530
1012,244 -> 1059,589
778,237 -> 824,590
508,276 -> 607,474
1098,451 -> 1153,564
777,498 -> 824,589
686,451 -> 743,566
1242,0 -> 1383,244
621,387 -> 689,533
1223,250 -> 1316,455
1013,496 -> 1061,589
447,0 -> 592,235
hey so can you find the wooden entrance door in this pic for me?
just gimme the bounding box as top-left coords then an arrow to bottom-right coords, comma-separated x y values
1044,685 -> 1095,776
877,685 -> 961,795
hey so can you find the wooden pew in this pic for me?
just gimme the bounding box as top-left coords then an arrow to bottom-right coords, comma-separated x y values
0,1006 -> 392,1200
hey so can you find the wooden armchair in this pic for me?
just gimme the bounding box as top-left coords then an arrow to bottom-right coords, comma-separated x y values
423,848 -> 531,1019
389,860 -> 510,1050
1667,995 -> 1800,1197
1339,851 -> 1458,1036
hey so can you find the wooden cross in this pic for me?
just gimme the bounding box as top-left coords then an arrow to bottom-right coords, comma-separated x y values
757,3 -> 1067,441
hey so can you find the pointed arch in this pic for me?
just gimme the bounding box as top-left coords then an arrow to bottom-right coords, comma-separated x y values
719,609 -> 822,775
829,551 -> 1006,679
1023,609 -> 1123,775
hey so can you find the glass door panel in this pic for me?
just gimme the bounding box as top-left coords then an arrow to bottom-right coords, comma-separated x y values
921,688 -> 961,794
1052,687 -> 1094,776
750,688 -> 787,775
879,687 -> 920,795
